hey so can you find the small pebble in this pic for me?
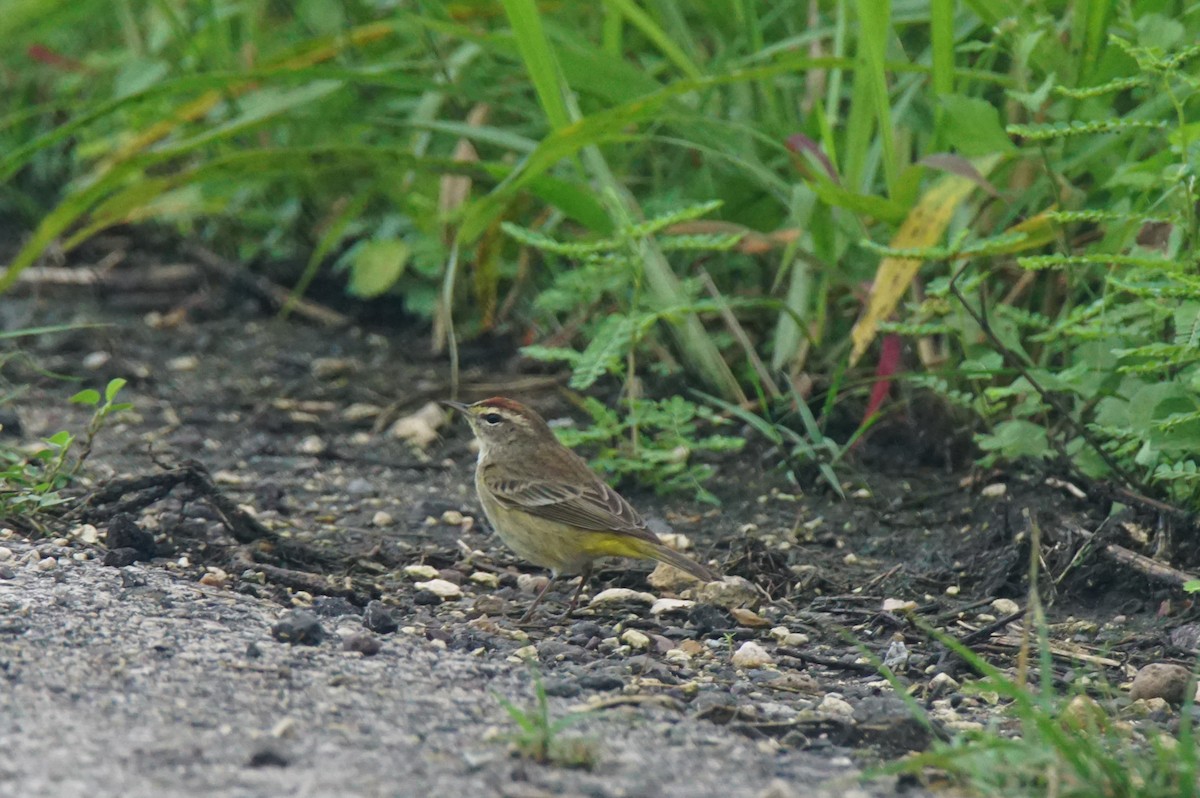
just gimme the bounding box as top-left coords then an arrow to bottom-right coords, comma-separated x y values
620,629 -> 651,650
882,598 -> 917,613
650,598 -> 694,616
403,564 -> 440,580
731,641 -> 773,669
71,525 -> 100,545
929,672 -> 960,697
590,588 -> 656,607
167,355 -> 199,372
271,610 -> 325,645
343,633 -> 382,656
372,511 -> 395,527
817,694 -> 855,718
414,579 -> 462,600
311,357 -> 354,380
991,598 -> 1020,616
82,351 -> 111,370
695,577 -> 757,609
981,483 -> 1007,498
297,435 -> 327,455
1129,663 -> 1192,704
0,547 -> 11,562
362,601 -> 399,634
781,633 -> 809,647
36,557 -> 57,571
441,510 -> 464,526
469,571 -> 500,588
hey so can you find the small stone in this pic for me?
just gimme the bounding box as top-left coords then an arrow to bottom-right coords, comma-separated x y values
469,571 -> 500,588
981,483 -> 1007,498
0,564 -> 15,579
103,548 -> 140,567
650,598 -> 694,616
944,585 -> 960,597
517,573 -> 551,595
271,610 -> 325,645
542,679 -> 581,698
509,644 -> 538,662
372,511 -> 395,528
311,357 -> 354,380
441,510 -> 464,526
731,641 -> 773,669
83,351 -> 111,370
665,648 -> 692,665
389,402 -> 447,449
71,525 -> 100,545
621,629 -> 651,650
817,694 -> 855,718
362,601 -> 399,634
695,576 -> 758,609
311,596 -> 360,617
0,547 -> 11,561
882,598 -> 917,613
167,355 -> 199,372
36,556 -> 57,571
1061,694 -> 1108,730
729,607 -> 771,627
991,598 -> 1020,616
106,514 -> 155,559
414,578 -> 462,600
297,435 -> 326,455
647,560 -> 704,591
199,570 -> 228,588
343,633 -> 381,656
1129,663 -> 1192,704
590,587 -> 656,607
403,564 -> 440,580
843,553 -> 858,565
342,403 -> 381,422
782,633 -> 809,647
756,778 -> 800,798
929,672 -> 960,698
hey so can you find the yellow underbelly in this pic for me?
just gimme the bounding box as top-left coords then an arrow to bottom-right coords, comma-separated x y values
477,489 -> 654,575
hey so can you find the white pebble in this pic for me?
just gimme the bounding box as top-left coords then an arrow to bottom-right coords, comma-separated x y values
991,598 -> 1020,616
82,351 -> 111,370
372,511 -> 395,528
981,483 -> 1007,498
298,435 -> 327,455
441,510 -> 464,526
620,629 -> 651,650
403,564 -> 440,580
414,579 -> 462,599
71,524 -> 100,544
0,547 -> 11,561
782,633 -> 809,647
590,588 -> 656,606
650,598 -> 694,616
817,694 -> 855,718
882,598 -> 917,613
36,557 -> 58,571
731,641 -> 774,669
167,355 -> 199,372
469,571 -> 500,588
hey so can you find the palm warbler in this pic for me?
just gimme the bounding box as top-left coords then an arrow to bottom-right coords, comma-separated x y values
443,397 -> 718,621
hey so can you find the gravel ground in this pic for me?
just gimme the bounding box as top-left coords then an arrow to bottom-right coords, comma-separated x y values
0,535 -> 914,798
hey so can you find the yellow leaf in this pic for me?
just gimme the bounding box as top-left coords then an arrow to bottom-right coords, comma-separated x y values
849,156 -> 1000,366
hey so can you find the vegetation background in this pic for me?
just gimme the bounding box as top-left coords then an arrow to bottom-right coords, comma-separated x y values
2,0 -> 1198,510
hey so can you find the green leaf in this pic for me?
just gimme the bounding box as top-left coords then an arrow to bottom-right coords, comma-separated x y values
348,239 -> 410,298
939,95 -> 1016,157
570,316 -> 634,390
104,378 -> 127,403
70,389 -> 101,406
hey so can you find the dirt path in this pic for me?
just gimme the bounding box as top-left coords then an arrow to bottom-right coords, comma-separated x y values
1,289 -> 1187,797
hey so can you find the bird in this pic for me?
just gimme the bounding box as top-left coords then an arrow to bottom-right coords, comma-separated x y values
442,396 -> 719,622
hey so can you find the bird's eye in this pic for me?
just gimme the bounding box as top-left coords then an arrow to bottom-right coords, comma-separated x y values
481,412 -> 504,425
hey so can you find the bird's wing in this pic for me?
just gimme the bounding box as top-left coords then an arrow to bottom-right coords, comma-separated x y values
481,466 -> 657,542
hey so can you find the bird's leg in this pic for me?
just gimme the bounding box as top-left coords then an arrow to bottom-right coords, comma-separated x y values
561,562 -> 593,621
518,575 -> 555,624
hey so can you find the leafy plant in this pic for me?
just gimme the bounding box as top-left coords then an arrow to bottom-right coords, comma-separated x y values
493,666 -> 597,770
0,378 -> 131,523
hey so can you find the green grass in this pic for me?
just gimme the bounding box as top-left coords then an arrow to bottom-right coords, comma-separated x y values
2,1 -> 1199,509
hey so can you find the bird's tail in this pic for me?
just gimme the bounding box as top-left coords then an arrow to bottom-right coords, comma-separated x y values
644,541 -> 719,583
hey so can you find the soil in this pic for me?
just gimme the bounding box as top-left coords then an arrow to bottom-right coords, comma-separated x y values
2,256 -> 1197,798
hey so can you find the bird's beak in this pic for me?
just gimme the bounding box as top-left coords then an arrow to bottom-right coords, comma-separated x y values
440,400 -> 471,414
